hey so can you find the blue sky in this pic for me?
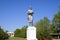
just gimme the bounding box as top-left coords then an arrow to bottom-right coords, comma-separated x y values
0,0 -> 60,32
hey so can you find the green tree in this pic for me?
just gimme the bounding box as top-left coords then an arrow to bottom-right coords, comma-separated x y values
14,26 -> 27,38
0,26 -> 9,40
35,17 -> 51,40
14,29 -> 21,37
19,26 -> 27,38
52,7 -> 60,33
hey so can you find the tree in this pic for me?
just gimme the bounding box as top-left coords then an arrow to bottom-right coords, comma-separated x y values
51,7 -> 60,39
19,26 -> 27,38
0,26 -> 9,40
35,17 -> 51,40
14,26 -> 27,38
14,29 -> 21,37
52,7 -> 60,33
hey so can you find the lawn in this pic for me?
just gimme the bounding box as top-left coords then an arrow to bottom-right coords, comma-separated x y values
8,37 -> 25,40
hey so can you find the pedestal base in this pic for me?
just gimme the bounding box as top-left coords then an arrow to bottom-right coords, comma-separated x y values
27,38 -> 37,40
27,26 -> 38,40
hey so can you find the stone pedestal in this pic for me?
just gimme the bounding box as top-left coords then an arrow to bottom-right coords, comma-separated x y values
27,26 -> 37,40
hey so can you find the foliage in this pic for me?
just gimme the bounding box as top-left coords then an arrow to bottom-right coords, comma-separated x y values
14,29 -> 21,37
0,26 -> 9,40
35,17 -> 52,40
14,26 -> 27,38
35,7 -> 60,40
52,12 -> 60,32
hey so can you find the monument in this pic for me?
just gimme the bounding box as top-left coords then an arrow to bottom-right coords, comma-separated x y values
27,7 -> 37,40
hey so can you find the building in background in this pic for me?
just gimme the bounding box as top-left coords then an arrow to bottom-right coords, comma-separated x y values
7,32 -> 14,37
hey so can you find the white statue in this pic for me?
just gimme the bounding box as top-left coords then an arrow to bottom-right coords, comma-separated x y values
26,7 -> 37,40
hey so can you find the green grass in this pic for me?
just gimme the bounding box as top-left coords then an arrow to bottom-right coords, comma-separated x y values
8,37 -> 25,40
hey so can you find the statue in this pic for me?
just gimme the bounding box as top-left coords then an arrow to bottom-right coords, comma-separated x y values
27,7 -> 33,26
26,7 -> 37,40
